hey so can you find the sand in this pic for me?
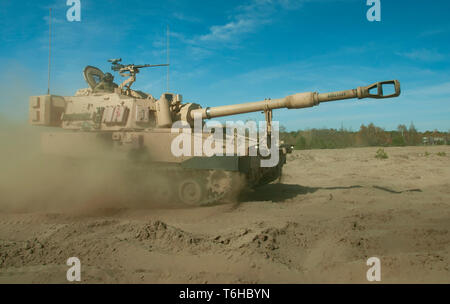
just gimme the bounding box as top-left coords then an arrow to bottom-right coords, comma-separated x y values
0,146 -> 449,283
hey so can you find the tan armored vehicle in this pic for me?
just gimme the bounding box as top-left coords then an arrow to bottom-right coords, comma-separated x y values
29,59 -> 401,205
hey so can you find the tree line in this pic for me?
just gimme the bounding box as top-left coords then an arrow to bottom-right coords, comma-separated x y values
279,123 -> 450,150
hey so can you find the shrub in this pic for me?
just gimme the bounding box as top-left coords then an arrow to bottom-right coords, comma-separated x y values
375,148 -> 388,159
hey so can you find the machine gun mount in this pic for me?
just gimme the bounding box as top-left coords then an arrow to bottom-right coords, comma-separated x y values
108,58 -> 169,92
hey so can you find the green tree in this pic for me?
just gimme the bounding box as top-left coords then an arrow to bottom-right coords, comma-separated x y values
407,122 -> 420,145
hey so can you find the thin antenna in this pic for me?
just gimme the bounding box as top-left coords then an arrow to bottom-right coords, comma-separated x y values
47,8 -> 52,95
166,24 -> 170,92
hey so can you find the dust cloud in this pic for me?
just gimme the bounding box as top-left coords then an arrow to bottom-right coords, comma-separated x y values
0,119 -> 165,214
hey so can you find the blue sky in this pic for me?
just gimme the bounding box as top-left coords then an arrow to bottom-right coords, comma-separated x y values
1,0 -> 449,131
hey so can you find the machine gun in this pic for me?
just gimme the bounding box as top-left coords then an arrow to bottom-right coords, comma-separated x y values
108,58 -> 169,92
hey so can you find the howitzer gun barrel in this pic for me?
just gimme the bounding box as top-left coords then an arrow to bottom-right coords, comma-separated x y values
190,80 -> 400,119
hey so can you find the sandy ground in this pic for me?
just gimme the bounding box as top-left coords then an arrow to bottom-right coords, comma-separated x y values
0,145 -> 449,283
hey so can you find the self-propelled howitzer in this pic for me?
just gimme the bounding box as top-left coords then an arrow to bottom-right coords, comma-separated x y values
28,62 -> 401,205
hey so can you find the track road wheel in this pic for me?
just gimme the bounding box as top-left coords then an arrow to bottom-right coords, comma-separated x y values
151,177 -> 173,204
177,179 -> 206,206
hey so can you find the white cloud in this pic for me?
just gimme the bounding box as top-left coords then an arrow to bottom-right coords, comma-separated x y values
199,18 -> 263,42
197,0 -> 305,43
418,28 -> 448,38
397,49 -> 446,62
169,0 -> 356,58
403,82 -> 450,98
173,12 -> 201,23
